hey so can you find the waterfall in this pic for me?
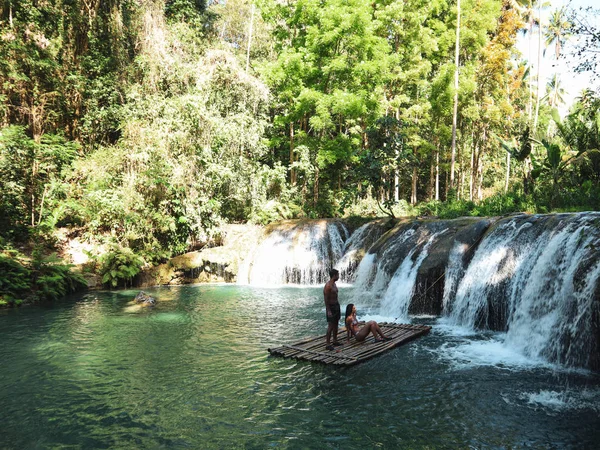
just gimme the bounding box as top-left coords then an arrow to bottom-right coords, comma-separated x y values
349,228 -> 416,307
233,213 -> 600,369
352,253 -> 378,292
238,219 -> 388,286
445,219 -> 534,328
379,231 -> 446,320
336,220 -> 387,282
237,220 -> 349,286
442,242 -> 468,313
350,226 -> 447,319
444,213 -> 600,369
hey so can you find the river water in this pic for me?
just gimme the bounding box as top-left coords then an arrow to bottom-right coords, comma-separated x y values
1,285 -> 599,448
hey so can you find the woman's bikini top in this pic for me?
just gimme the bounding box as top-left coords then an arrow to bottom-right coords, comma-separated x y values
351,316 -> 359,335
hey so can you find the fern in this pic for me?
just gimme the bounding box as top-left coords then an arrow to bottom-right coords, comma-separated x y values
99,245 -> 145,288
0,251 -> 87,306
0,254 -> 31,305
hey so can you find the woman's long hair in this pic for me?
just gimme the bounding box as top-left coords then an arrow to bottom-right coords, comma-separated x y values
345,304 -> 354,322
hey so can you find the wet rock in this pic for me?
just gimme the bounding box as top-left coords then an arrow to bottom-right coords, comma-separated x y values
364,217 -> 495,317
134,291 -> 156,306
136,224 -> 263,287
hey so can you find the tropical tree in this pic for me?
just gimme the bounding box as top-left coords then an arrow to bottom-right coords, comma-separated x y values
450,0 -> 462,190
544,73 -> 565,108
532,107 -> 600,206
261,0 -> 391,213
544,6 -> 571,59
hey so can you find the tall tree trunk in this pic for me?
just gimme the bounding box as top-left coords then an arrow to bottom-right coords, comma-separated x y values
533,0 -> 542,133
435,146 -> 440,201
31,160 -> 38,226
429,157 -> 435,201
411,166 -> 418,205
469,141 -> 476,201
445,170 -> 449,200
29,95 -> 45,227
290,122 -> 296,185
313,167 -> 319,207
38,185 -> 48,226
528,1 -> 534,121
395,109 -> 400,202
457,138 -> 462,200
505,152 -> 511,193
477,161 -> 483,200
524,1 -> 534,196
450,0 -> 461,189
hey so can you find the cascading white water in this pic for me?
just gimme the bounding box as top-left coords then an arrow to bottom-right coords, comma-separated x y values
504,220 -> 600,367
446,220 -> 534,327
441,242 -> 469,313
349,228 -> 417,308
352,253 -> 377,291
379,231 -> 446,320
237,221 -> 349,286
235,213 -> 600,369
327,222 -> 347,266
444,213 -> 600,368
349,227 -> 447,319
336,221 -> 386,281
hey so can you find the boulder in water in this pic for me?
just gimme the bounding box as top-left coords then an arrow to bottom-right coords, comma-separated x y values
134,291 -> 156,306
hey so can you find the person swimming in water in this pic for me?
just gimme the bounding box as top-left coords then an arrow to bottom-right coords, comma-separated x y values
344,304 -> 391,343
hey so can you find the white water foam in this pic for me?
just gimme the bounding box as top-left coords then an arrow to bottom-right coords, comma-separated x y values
520,389 -> 600,412
443,213 -> 600,369
441,241 -> 468,312
436,338 -> 551,371
238,221 -> 349,286
432,319 -> 554,370
379,230 -> 446,321
336,222 -> 378,281
505,222 -> 600,366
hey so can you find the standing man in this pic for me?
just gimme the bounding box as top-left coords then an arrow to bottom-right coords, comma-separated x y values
324,268 -> 342,350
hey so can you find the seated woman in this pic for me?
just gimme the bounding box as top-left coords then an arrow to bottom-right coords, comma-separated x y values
344,304 -> 391,343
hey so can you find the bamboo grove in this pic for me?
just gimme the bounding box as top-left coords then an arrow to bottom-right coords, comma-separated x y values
1,0 -> 599,267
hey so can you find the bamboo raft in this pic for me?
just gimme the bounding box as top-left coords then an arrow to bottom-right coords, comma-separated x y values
268,323 -> 432,366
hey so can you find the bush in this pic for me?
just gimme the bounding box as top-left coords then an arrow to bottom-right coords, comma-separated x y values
98,245 -> 145,288
0,250 -> 87,306
249,199 -> 302,225
0,253 -> 31,306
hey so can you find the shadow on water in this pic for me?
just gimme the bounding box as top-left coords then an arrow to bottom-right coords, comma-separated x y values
1,285 -> 599,448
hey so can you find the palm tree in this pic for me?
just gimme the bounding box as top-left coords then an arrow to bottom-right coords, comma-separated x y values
544,73 -> 565,107
533,1 -> 551,134
544,7 -> 571,60
514,0 -> 544,194
515,0 -> 539,120
532,106 -> 600,206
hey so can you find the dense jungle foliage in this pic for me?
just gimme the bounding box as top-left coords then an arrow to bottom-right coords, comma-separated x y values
1,0 -> 599,302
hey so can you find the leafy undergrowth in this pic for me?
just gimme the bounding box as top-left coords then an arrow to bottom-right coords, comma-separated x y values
0,248 -> 87,307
